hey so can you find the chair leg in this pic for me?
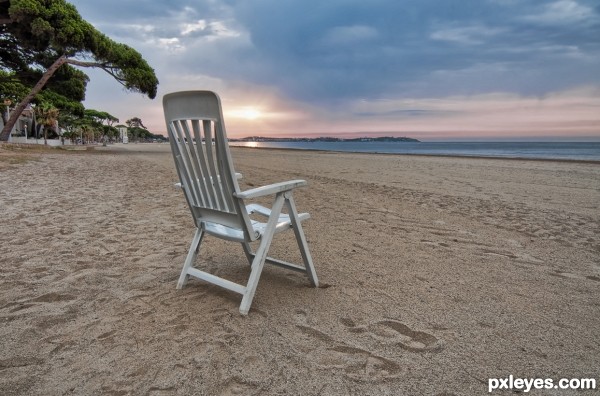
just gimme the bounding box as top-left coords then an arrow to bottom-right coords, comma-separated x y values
177,228 -> 204,289
239,193 -> 285,315
241,242 -> 254,265
286,194 -> 319,287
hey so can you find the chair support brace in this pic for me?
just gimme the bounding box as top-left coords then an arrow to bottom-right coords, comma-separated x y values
187,267 -> 246,295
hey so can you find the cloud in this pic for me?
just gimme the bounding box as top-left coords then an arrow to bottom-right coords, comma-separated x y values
154,37 -> 183,52
74,0 -> 600,99
180,19 -> 241,40
430,24 -> 506,45
521,0 -> 596,25
180,20 -> 208,36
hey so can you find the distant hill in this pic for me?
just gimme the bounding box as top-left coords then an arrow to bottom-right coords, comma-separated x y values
230,136 -> 420,142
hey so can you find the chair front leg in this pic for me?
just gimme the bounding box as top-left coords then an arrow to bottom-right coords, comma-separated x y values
285,193 -> 319,287
177,228 -> 204,289
239,193 -> 286,315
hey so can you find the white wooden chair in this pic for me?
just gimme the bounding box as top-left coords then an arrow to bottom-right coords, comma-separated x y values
163,90 -> 319,315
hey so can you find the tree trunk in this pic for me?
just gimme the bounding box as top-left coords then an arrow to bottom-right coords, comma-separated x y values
0,55 -> 67,141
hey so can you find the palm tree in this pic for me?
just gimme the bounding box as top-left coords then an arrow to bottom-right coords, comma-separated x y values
34,103 -> 60,145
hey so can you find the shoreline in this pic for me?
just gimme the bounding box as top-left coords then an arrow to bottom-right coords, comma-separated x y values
228,144 -> 600,164
4,141 -> 600,164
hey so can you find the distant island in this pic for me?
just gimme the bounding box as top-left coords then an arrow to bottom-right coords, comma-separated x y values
229,136 -> 420,142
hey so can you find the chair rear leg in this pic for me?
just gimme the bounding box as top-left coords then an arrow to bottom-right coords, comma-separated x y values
285,194 -> 319,287
177,228 -> 204,289
241,242 -> 254,265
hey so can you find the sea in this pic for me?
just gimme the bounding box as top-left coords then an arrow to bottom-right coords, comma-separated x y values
229,141 -> 600,161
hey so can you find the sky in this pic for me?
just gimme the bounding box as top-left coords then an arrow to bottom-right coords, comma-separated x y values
68,0 -> 600,141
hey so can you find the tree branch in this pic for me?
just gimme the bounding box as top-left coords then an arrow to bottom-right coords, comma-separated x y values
64,58 -> 104,68
65,58 -> 127,87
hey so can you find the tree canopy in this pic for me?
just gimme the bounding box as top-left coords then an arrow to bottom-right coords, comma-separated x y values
85,109 -> 118,126
125,117 -> 146,129
0,0 -> 159,141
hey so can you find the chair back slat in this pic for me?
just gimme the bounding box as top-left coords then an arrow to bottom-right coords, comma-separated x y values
201,120 -> 228,211
171,121 -> 204,208
190,120 -> 214,208
214,125 -> 236,211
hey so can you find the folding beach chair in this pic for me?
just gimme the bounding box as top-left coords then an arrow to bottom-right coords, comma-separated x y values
163,90 -> 319,315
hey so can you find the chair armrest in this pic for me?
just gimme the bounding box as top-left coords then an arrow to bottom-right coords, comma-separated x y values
234,180 -> 307,199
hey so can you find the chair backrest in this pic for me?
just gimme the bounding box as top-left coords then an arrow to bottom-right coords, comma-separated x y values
163,91 -> 255,238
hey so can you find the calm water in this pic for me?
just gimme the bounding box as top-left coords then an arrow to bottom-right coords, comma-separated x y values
229,141 -> 600,161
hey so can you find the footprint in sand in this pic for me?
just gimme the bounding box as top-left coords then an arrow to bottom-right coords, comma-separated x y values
367,320 -> 443,353
219,378 -> 260,396
293,314 -> 403,381
340,318 -> 443,353
315,345 -> 402,382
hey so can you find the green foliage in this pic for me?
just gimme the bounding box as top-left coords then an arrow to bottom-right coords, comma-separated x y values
2,0 -> 158,98
125,117 -> 146,129
8,0 -> 94,52
0,63 -> 87,122
56,107 -> 120,143
127,126 -> 165,141
48,65 -> 88,102
34,101 -> 60,140
84,109 -> 118,125
37,89 -> 84,116
0,71 -> 30,123
0,71 -> 29,105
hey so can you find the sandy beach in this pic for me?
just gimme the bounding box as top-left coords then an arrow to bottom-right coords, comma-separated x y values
1,142 -> 598,395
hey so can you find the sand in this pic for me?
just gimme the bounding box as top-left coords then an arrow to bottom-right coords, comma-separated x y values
1,142 -> 598,395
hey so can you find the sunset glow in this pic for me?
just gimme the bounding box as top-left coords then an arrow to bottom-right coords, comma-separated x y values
227,107 -> 263,120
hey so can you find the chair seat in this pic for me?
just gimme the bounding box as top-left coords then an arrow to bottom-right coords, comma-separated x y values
202,204 -> 310,242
